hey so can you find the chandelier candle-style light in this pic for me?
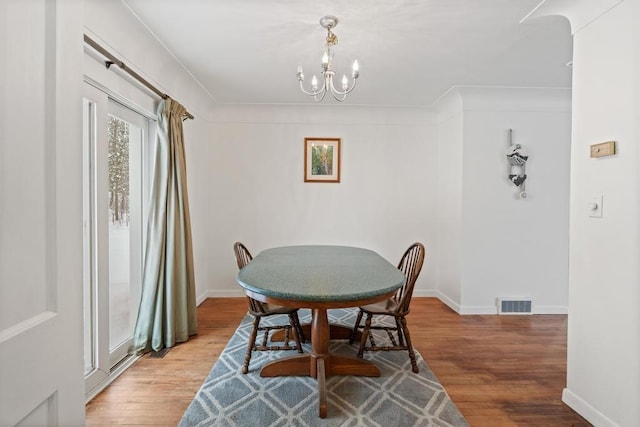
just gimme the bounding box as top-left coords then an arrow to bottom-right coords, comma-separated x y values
297,15 -> 359,102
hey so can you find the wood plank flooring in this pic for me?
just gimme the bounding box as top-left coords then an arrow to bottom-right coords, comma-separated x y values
86,297 -> 590,426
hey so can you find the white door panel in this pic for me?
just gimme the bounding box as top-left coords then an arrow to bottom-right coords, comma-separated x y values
0,1 -> 85,425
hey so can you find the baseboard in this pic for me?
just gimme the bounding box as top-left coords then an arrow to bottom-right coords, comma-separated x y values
459,305 -> 498,315
533,305 -> 568,315
458,304 -> 568,315
414,290 -> 500,314
418,291 -> 567,315
412,289 -> 440,298
562,388 -> 620,427
196,289 -> 245,306
438,292 -> 463,313
196,290 -> 567,315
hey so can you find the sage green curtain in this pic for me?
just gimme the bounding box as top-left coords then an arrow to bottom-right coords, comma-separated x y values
132,98 -> 197,353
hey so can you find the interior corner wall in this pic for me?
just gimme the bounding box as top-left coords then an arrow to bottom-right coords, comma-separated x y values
194,105 -> 439,299
563,1 -> 640,425
459,87 -> 571,314
435,87 -> 572,315
435,91 -> 464,311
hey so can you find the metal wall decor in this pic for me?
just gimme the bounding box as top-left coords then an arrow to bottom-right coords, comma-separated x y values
505,129 -> 528,199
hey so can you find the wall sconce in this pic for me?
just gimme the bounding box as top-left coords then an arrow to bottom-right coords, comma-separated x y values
506,129 -> 528,199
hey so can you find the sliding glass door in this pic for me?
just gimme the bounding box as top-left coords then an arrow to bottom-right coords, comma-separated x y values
83,83 -> 152,392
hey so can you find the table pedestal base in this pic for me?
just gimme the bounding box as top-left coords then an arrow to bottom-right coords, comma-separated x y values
260,353 -> 380,418
259,309 -> 378,418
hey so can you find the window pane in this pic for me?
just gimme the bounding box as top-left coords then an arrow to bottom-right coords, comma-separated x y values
107,115 -> 141,352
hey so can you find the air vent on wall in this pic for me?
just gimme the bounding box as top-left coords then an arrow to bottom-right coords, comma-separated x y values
497,298 -> 533,315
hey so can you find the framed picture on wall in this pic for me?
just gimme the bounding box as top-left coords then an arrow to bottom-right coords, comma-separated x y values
304,137 -> 341,183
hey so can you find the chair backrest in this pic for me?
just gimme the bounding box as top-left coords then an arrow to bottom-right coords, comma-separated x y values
234,242 -> 253,269
393,242 -> 425,314
233,242 -> 266,314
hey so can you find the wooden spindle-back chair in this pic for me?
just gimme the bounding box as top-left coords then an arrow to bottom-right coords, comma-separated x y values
233,242 -> 305,374
349,242 -> 425,373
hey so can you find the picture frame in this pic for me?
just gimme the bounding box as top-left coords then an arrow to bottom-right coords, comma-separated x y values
304,137 -> 341,183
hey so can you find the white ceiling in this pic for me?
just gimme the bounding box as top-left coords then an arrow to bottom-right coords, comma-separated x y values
123,0 -> 572,107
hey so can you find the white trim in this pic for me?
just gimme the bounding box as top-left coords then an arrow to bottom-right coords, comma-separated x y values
208,104 -> 435,126
195,290 -> 568,315
520,0 -> 624,35
533,305 -> 568,315
438,291 -> 463,313
460,303 -> 567,315
196,290 -> 245,306
85,354 -> 141,403
206,289 -> 246,298
412,289 -> 440,298
416,290 -> 464,314
562,388 -> 620,427
196,293 -> 208,306
83,75 -> 156,120
459,305 -> 498,315
421,290 -> 567,315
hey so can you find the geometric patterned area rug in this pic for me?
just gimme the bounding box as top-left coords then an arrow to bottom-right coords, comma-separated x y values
179,308 -> 469,427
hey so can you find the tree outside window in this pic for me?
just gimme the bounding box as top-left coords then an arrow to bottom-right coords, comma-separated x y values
108,116 -> 130,226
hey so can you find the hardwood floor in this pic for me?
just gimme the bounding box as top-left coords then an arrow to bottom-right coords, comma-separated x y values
86,298 -> 590,426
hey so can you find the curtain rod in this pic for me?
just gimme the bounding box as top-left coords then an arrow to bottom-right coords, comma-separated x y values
84,34 -> 194,120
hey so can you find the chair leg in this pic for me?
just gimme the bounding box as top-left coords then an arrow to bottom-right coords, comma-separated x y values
350,309 -> 364,344
400,316 -> 419,373
291,311 -> 306,344
395,318 -> 405,346
242,316 -> 261,374
288,313 -> 303,353
357,313 -> 373,358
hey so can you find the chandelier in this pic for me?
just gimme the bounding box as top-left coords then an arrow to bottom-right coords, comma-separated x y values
296,16 -> 359,102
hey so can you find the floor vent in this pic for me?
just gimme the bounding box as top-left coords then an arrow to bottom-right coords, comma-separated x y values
149,348 -> 171,359
497,298 -> 533,315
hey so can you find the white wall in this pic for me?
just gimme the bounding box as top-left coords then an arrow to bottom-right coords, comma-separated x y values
195,105 -> 439,299
435,87 -> 572,314
562,1 -> 640,425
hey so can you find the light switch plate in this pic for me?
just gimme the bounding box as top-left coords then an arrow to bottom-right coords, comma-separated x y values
589,195 -> 603,218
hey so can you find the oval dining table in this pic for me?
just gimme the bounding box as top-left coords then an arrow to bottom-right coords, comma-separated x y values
236,245 -> 405,418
